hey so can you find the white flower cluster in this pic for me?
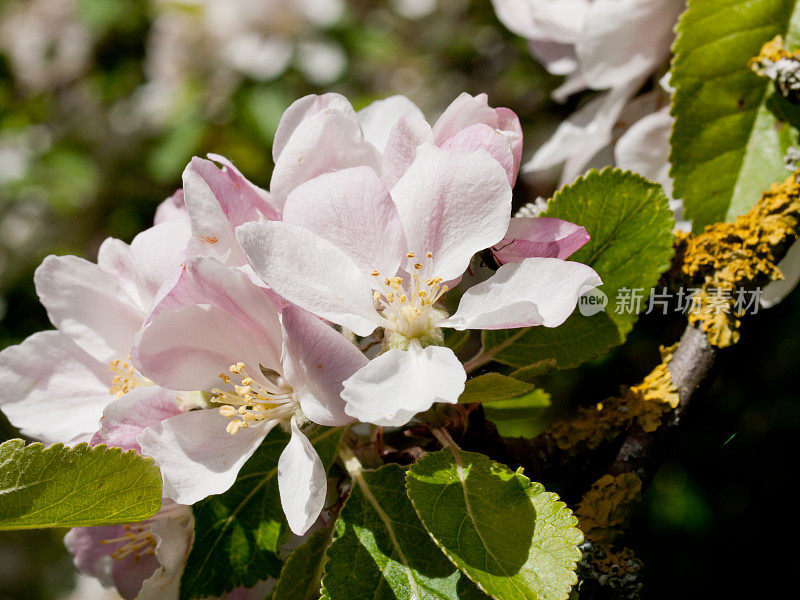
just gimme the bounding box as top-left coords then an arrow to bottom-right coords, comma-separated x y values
0,92 -> 601,599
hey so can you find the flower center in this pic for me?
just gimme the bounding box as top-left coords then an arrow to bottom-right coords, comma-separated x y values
108,355 -> 153,398
100,523 -> 156,563
212,362 -> 296,434
371,252 -> 448,340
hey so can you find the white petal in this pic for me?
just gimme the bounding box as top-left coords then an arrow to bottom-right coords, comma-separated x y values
273,93 -> 354,163
391,144 -> 512,281
381,112 -> 434,188
445,257 -> 602,329
577,0 -> 682,90
278,422 -> 327,535
281,306 -> 366,426
357,95 -> 425,153
137,505 -> 195,600
34,255 -> 144,363
138,409 -> 273,505
270,105 -> 381,208
0,331 -> 111,444
237,221 -> 381,336
283,166 -> 406,277
342,344 -> 465,426
614,106 -> 674,197
134,263 -> 283,393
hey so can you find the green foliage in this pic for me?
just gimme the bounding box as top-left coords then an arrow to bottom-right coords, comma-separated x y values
321,463 -> 489,600
483,389 -> 552,439
406,449 -> 583,600
0,439 -> 161,530
272,528 -> 333,600
670,0 -> 800,231
481,169 -> 675,370
458,373 -> 536,404
179,426 -> 343,600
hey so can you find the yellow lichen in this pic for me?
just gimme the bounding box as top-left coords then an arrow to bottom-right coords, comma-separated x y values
576,473 -> 643,545
675,171 -> 800,347
549,345 -> 678,449
749,35 -> 798,74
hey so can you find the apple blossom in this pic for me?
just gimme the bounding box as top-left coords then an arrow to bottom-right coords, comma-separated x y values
237,145 -> 601,427
491,0 -> 684,184
0,220 -> 190,444
133,257 -> 367,534
270,91 -> 522,210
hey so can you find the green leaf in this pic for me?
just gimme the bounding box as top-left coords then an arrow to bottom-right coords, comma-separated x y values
0,439 -> 161,530
670,0 -> 800,231
481,169 -> 674,370
321,463 -> 490,600
483,389 -> 552,439
273,528 -> 333,600
459,373 -> 536,404
406,449 -> 583,600
179,426 -> 344,600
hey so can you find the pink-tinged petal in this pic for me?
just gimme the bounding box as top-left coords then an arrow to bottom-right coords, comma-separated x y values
381,112 -> 434,188
270,105 -> 381,208
98,220 -> 190,313
65,525 -> 158,598
138,409 -> 274,504
495,107 -> 524,184
0,331 -> 112,444
278,421 -> 327,535
493,217 -> 590,264
391,144 -> 512,281
273,93 -> 355,163
356,95 -> 425,153
137,507 -> 194,600
193,156 -> 278,224
432,93 -> 498,145
134,259 -> 283,392
440,123 -> 516,185
182,157 -> 275,265
154,189 -> 187,225
432,93 -> 522,174
237,221 -> 381,336
90,387 -> 181,453
445,257 -> 602,330
283,166 -> 406,276
34,255 -> 144,363
341,344 -> 465,427
281,306 -> 366,426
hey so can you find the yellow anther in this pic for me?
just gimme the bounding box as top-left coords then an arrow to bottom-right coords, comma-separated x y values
426,252 -> 433,258
374,291 -> 381,301
219,374 -> 230,384
241,377 -> 253,386
406,252 -> 416,258
399,295 -> 407,303
371,269 -> 380,276
219,405 -> 237,417
414,263 -> 423,269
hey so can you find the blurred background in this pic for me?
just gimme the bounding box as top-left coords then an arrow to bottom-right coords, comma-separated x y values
0,1 -> 795,598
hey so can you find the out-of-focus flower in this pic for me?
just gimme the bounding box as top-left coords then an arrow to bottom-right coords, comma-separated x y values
137,0 -> 347,125
0,0 -> 92,94
134,257 -> 366,534
491,0 -> 688,227
237,144 -> 600,426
